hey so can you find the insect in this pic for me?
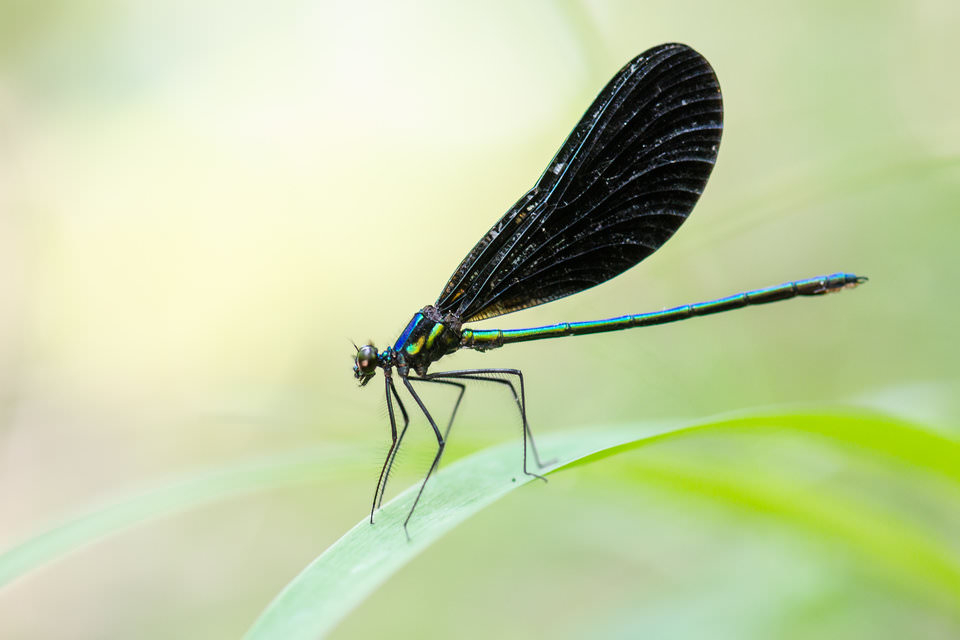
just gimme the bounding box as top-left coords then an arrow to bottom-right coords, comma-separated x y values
353,43 -> 866,534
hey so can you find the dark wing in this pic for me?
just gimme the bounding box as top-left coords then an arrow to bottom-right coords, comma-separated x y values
435,43 -> 723,323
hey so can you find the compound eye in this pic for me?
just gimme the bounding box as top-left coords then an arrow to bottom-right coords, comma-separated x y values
356,345 -> 378,375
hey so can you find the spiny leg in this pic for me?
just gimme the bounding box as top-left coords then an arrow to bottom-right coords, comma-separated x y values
407,376 -> 467,439
425,368 -> 554,481
426,370 -> 545,480
374,377 -> 411,511
451,370 -> 553,469
401,374 -> 446,538
377,378 -> 463,510
370,370 -> 410,524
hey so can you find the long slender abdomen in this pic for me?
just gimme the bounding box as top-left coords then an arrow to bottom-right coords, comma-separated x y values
460,273 -> 866,351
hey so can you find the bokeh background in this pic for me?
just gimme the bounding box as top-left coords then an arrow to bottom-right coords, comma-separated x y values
1,1 -> 958,638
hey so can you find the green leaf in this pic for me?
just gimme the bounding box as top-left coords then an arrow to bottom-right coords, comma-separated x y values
243,422 -> 677,639
573,414 -> 960,611
245,410 -> 960,639
4,410 -> 956,639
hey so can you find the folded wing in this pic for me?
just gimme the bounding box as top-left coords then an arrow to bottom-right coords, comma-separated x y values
435,43 -> 723,323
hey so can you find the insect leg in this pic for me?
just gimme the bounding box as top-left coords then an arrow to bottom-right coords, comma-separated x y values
377,377 -> 463,510
374,376 -> 412,511
406,376 -> 467,439
425,368 -> 554,481
401,375 -> 446,538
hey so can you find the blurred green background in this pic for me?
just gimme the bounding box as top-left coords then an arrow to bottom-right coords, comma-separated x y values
1,1 -> 958,638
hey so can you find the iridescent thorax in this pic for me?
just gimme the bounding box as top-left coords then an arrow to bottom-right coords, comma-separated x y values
391,305 -> 462,376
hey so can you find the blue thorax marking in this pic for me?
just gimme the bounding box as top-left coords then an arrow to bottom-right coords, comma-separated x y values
394,313 -> 423,351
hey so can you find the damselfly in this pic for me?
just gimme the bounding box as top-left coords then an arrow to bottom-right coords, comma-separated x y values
352,43 -> 866,534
